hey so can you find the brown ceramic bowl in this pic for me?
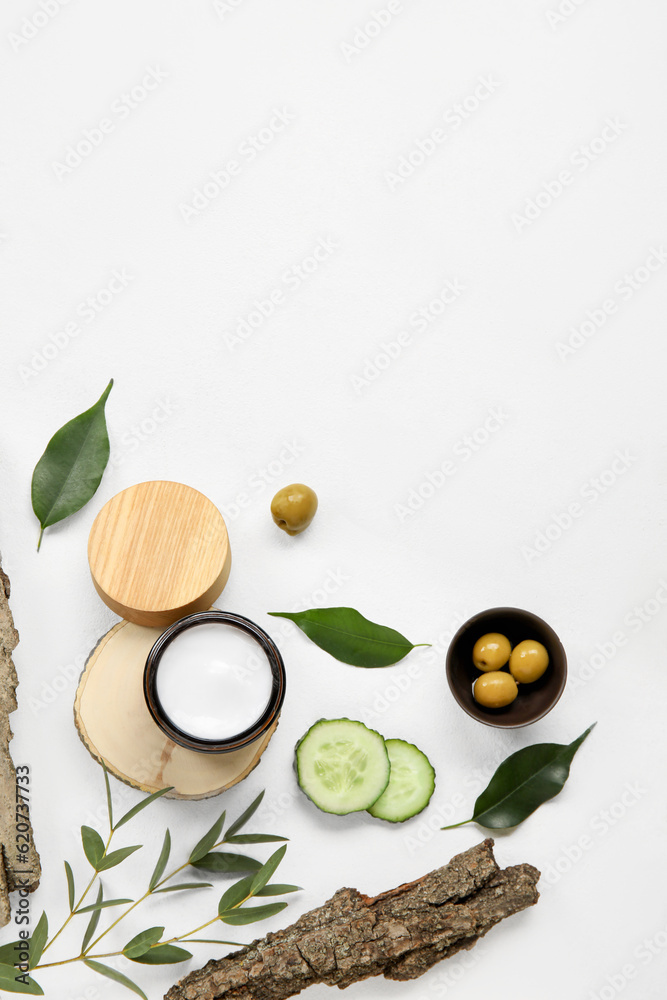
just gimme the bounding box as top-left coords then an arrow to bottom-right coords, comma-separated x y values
446,607 -> 567,728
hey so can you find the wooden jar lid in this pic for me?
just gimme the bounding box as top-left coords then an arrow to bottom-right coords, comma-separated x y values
88,481 -> 231,627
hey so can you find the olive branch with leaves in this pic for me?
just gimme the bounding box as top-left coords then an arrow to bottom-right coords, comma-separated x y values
0,771 -> 298,998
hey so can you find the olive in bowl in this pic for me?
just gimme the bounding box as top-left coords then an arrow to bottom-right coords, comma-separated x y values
446,607 -> 567,728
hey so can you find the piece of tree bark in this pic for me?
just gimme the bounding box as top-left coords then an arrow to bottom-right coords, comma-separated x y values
166,839 -> 539,1000
0,563 -> 40,926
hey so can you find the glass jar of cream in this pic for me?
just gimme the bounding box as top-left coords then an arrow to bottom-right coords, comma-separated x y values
143,611 -> 286,753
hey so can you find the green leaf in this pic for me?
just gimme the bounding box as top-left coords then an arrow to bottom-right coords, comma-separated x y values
225,833 -> 287,844
188,810 -> 226,864
81,826 -> 105,869
219,902 -> 287,925
97,844 -> 142,871
28,913 -> 48,968
191,852 -> 261,874
77,897 -> 133,913
250,845 -> 286,896
0,964 -> 43,995
0,918 -> 49,973
83,959 -> 147,1000
225,792 -> 264,838
81,884 -> 104,953
149,829 -> 171,891
255,883 -> 301,896
443,724 -> 596,831
130,944 -> 192,965
153,882 -> 212,894
64,861 -> 75,911
115,787 -> 172,829
267,607 -> 429,667
0,942 -> 22,966
31,379 -> 113,550
102,762 -> 114,831
123,926 -> 164,959
217,876 -> 254,915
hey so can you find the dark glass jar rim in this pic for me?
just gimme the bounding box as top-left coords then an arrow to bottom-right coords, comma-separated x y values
143,610 -> 286,754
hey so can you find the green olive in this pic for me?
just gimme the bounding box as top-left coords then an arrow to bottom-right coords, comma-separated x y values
472,632 -> 511,672
509,639 -> 549,684
473,671 -> 518,708
271,483 -> 318,535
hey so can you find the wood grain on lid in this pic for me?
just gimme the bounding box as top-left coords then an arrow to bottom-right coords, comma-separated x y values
88,481 -> 231,626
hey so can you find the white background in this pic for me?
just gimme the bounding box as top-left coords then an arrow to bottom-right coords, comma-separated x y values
2,1 -> 667,998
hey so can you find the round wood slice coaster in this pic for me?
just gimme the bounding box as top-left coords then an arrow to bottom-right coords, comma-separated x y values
74,618 -> 278,800
88,481 -> 231,628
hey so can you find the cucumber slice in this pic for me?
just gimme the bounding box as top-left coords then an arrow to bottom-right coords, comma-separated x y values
367,738 -> 435,823
295,718 -> 390,815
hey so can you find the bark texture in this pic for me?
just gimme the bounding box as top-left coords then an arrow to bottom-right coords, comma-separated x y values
166,839 -> 539,1000
0,564 -> 40,926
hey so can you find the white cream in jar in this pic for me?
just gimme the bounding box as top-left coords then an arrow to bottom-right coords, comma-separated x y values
155,623 -> 274,741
